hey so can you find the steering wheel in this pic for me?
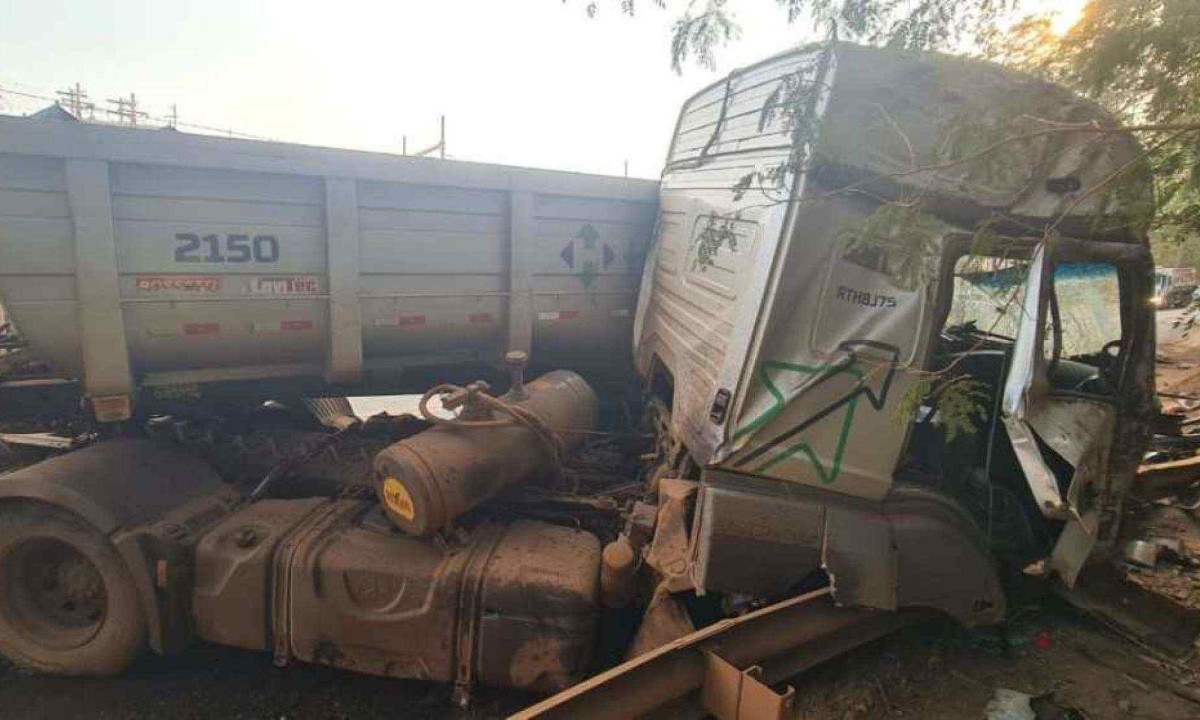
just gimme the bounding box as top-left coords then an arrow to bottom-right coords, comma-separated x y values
1073,339 -> 1122,393
1098,338 -> 1122,379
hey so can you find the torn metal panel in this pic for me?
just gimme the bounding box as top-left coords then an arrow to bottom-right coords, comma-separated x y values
1135,455 -> 1200,500
1003,417 -> 1068,518
644,478 -> 698,593
1001,244 -> 1047,419
692,471 -> 1004,626
1026,398 -> 1115,471
1049,511 -> 1099,588
691,479 -> 824,598
1031,399 -> 1114,509
1000,243 -> 1069,518
626,586 -> 696,660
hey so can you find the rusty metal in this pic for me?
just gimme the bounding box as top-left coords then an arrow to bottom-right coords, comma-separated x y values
192,498 -> 604,692
373,369 -> 599,535
269,499 -> 350,667
1056,563 -> 1200,659
453,524 -> 505,707
509,588 -> 921,720
1135,455 -> 1200,500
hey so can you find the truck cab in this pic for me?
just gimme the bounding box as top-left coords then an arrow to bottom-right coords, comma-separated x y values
634,42 -> 1155,619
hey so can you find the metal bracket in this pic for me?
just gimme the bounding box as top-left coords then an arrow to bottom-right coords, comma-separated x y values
701,651 -> 795,720
452,523 -> 506,708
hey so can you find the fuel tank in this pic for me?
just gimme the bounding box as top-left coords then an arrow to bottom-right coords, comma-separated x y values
193,498 -> 602,692
372,369 -> 598,536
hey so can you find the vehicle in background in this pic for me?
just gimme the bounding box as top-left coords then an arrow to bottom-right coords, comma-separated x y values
0,42 -> 1159,716
1153,267 -> 1198,309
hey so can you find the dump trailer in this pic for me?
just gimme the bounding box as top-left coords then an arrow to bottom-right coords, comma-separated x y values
0,42 -> 1156,717
0,116 -> 657,419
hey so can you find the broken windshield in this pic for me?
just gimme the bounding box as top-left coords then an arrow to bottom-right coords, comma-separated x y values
946,255 -> 1032,340
1046,263 -> 1122,362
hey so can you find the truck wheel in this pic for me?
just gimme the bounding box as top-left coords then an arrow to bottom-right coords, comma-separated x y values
0,502 -> 145,675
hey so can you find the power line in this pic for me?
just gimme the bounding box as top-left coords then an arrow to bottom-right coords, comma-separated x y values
56,83 -> 94,119
404,115 -> 446,158
106,93 -> 145,126
0,82 -> 270,140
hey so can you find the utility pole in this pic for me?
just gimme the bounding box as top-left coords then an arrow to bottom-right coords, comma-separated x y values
57,83 -> 94,119
106,93 -> 143,126
408,115 -> 447,159
167,104 -> 178,129
402,135 -> 408,155
624,160 -> 629,177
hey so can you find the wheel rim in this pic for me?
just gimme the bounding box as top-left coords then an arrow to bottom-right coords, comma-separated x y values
0,537 -> 107,650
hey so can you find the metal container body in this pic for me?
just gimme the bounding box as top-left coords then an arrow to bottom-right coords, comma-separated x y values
0,118 -> 656,413
373,369 -> 599,535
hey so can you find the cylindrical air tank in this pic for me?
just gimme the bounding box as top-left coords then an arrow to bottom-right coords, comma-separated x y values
373,365 -> 598,535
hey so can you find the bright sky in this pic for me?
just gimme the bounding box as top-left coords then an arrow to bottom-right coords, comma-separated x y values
0,0 -> 1086,179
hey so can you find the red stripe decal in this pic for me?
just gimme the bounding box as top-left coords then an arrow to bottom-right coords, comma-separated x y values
183,322 -> 219,336
398,314 -> 426,327
468,313 -> 493,324
280,320 -> 314,332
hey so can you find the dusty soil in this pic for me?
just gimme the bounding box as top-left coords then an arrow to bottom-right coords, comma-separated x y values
790,603 -> 1200,720
4,311 -> 1200,718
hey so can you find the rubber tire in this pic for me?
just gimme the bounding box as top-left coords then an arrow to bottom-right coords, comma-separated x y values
0,502 -> 145,675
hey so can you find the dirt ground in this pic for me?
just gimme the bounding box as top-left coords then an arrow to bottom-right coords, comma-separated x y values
4,313 -> 1200,718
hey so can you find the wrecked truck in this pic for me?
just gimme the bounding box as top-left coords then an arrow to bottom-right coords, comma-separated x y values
0,42 -> 1155,715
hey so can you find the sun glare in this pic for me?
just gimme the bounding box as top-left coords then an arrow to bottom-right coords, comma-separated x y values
1049,0 -> 1088,35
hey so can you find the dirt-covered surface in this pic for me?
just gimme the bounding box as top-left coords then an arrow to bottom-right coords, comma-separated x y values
4,313 -> 1200,718
3,596 -> 1199,719
0,645 -> 535,720
790,603 -> 1200,720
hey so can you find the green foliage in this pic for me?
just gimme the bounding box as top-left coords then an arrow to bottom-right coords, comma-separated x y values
670,0 -> 740,72
564,0 -> 665,19
682,0 -> 1020,69
692,213 -> 738,270
838,203 -> 943,291
984,0 -> 1200,242
934,377 -> 991,442
894,375 -> 991,442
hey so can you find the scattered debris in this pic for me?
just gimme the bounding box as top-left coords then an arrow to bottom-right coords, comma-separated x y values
984,688 -> 1036,720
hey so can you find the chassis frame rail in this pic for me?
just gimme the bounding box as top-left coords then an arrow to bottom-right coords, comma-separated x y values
511,588 -> 925,719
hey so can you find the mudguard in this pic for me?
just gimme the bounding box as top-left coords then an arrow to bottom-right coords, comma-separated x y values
0,438 -> 226,533
0,438 -> 237,654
